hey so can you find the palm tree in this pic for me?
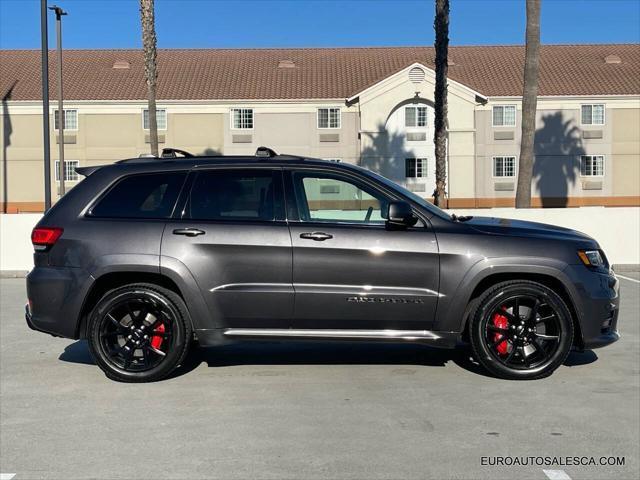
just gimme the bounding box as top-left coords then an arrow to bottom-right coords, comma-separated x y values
433,0 -> 449,208
515,0 -> 541,208
140,0 -> 159,157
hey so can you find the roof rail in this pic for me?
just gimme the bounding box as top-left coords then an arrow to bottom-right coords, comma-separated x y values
255,146 -> 278,158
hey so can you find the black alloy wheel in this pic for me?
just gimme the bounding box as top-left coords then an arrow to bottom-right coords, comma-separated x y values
470,280 -> 573,380
88,283 -> 192,382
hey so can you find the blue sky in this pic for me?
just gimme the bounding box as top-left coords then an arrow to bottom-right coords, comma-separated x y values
1,0 -> 639,50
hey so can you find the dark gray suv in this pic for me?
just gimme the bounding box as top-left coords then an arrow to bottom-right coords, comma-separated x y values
25,148 -> 620,382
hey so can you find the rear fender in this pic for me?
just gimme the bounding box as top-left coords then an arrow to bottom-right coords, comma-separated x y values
160,256 -> 212,331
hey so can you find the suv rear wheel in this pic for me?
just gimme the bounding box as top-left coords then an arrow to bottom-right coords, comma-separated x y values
87,283 -> 192,382
469,280 -> 573,380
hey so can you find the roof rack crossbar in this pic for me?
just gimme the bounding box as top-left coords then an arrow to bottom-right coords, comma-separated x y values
255,146 -> 278,158
161,148 -> 195,158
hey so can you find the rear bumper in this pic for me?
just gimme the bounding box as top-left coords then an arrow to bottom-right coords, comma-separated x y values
564,265 -> 620,350
25,266 -> 93,339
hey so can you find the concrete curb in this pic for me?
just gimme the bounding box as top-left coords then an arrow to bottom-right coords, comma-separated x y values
612,264 -> 640,272
1,271 -> 29,278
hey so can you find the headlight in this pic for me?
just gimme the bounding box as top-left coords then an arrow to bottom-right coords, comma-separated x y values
578,249 -> 605,267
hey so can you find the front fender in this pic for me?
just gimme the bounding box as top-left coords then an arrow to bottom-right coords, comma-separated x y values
434,256 -> 578,333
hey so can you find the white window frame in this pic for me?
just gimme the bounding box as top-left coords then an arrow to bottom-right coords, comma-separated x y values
405,158 -> 428,178
230,108 -> 254,130
54,160 -> 79,182
142,108 -> 167,131
492,156 -> 517,178
53,109 -> 78,131
580,155 -> 605,177
317,107 -> 341,129
580,104 -> 605,126
405,106 -> 427,128
491,105 -> 517,127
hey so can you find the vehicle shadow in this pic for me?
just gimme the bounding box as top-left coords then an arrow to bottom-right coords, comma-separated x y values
169,342 -> 492,379
564,349 -> 599,366
58,340 -> 599,380
59,340 -> 95,365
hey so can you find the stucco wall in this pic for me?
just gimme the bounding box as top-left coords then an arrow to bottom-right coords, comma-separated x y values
449,207 -> 640,266
2,92 -> 639,211
223,110 -> 359,161
612,108 -> 640,196
357,64 -> 478,199
0,108 -> 224,210
471,99 -> 639,206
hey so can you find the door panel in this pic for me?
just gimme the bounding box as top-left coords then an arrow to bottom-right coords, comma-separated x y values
290,224 -> 439,329
287,170 -> 439,330
161,168 -> 293,329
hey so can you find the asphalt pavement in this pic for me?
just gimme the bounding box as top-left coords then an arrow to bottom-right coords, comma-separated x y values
1,275 -> 639,480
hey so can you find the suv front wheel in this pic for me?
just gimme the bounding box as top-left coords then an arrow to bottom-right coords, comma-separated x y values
469,280 -> 573,380
87,283 -> 193,382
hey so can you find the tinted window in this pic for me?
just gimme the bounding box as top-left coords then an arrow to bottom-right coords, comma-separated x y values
187,170 -> 276,221
293,172 -> 388,224
90,172 -> 186,218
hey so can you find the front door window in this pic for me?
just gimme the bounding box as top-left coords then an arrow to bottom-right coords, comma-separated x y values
293,172 -> 388,225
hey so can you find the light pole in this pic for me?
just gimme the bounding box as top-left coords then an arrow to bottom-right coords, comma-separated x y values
49,5 -> 67,197
40,0 -> 51,210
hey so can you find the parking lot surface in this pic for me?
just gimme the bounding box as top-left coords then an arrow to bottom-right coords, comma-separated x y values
1,276 -> 639,480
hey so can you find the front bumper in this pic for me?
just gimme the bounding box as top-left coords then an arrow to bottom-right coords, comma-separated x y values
564,265 -> 620,350
25,266 -> 93,339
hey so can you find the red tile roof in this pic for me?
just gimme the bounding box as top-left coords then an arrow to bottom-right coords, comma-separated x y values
1,45 -> 639,101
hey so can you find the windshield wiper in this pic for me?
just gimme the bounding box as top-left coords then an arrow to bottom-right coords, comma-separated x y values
450,213 -> 473,222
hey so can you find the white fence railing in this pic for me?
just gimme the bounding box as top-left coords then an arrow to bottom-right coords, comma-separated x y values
1,207 -> 638,275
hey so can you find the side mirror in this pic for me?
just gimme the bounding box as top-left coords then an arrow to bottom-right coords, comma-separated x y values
386,201 -> 418,228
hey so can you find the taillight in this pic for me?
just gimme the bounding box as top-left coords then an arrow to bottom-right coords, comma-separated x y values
31,227 -> 63,251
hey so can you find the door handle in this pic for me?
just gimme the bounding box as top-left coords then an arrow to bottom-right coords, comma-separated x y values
300,232 -> 333,241
172,228 -> 205,237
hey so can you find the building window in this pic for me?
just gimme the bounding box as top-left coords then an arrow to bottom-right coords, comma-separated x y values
581,104 -> 605,125
53,109 -> 78,130
581,155 -> 604,176
231,108 -> 254,129
493,156 -> 517,177
405,158 -> 428,178
317,108 -> 341,129
143,109 -> 167,130
405,106 -> 427,127
54,160 -> 79,182
492,105 -> 516,127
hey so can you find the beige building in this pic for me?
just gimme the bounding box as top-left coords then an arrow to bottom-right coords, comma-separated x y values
1,45 -> 639,212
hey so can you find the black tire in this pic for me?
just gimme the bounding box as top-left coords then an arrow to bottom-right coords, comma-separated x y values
87,283 -> 193,382
469,280 -> 573,380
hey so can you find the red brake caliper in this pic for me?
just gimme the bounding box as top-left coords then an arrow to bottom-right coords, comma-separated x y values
492,308 -> 509,355
150,323 -> 165,350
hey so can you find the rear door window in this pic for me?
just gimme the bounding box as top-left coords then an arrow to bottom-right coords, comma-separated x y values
186,169 -> 280,222
90,172 -> 187,218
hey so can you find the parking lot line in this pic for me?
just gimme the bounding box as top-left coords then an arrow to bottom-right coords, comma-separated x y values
543,470 -> 572,480
617,274 -> 640,284
0,474 -> 16,480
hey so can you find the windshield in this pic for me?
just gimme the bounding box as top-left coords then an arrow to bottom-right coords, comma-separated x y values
359,168 -> 452,221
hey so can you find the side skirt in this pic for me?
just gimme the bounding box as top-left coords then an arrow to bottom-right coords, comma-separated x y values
219,328 -> 459,348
